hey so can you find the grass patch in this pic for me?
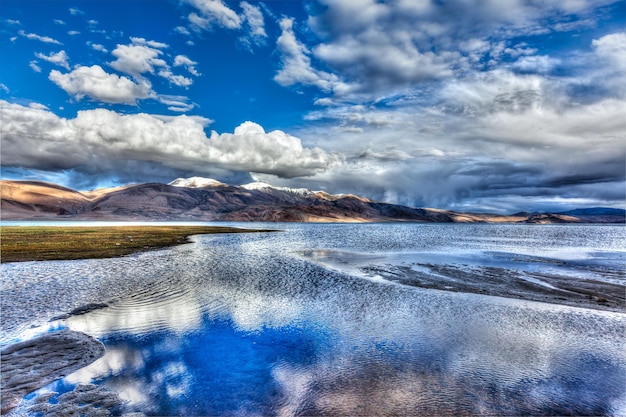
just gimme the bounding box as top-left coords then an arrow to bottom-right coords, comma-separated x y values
1,225 -> 273,263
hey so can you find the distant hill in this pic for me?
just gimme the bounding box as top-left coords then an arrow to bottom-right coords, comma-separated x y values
555,207 -> 626,224
557,208 -> 625,216
1,178 -> 624,223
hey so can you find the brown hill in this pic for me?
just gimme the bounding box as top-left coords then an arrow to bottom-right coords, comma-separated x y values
1,181 -> 94,218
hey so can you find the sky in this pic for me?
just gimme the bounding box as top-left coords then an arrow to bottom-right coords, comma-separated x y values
1,0 -> 624,213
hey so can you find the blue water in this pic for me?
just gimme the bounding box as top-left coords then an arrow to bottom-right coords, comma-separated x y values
2,223 -> 625,416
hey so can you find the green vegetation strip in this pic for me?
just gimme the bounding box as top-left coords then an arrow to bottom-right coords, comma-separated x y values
1,226 -> 272,263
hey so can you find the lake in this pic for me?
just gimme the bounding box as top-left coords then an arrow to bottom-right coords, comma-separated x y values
2,223 -> 625,416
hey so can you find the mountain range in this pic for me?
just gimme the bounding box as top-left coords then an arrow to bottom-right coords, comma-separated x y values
1,178 -> 624,223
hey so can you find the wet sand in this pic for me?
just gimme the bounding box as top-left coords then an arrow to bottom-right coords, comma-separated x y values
364,262 -> 625,313
300,249 -> 625,313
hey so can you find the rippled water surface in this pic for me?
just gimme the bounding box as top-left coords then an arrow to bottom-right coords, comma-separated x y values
2,223 -> 625,416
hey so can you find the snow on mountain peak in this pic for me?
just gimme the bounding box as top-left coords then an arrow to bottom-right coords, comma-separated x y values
240,181 -> 313,195
240,181 -> 273,190
169,177 -> 225,188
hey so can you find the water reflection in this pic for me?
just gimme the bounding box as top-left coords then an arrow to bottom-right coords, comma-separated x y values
3,224 -> 625,416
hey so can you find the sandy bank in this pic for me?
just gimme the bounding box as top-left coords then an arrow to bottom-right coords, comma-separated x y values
1,329 -> 105,413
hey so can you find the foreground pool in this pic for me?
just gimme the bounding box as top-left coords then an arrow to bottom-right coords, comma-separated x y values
2,223 -> 625,416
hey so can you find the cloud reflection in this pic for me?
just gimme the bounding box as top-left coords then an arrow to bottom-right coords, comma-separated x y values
5,225 -> 625,416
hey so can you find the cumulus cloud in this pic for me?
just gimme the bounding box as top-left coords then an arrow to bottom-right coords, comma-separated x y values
181,0 -> 267,51
1,101 -> 339,185
108,38 -> 198,88
592,32 -> 626,72
269,2 -> 625,211
274,17 -> 350,94
108,40 -> 168,78
35,50 -> 70,70
273,0 -> 619,102
49,65 -> 153,104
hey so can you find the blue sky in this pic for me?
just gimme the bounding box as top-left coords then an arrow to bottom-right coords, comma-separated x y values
1,0 -> 624,213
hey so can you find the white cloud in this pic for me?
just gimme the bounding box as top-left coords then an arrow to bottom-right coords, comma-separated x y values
54,19 -> 65,25
18,30 -> 62,45
273,0 -> 619,103
312,24 -> 452,91
592,32 -> 626,72
152,112 -> 211,126
69,7 -> 84,15
49,65 -> 153,104
35,50 -> 70,70
158,69 -> 193,87
0,101 -> 339,179
182,0 -> 267,52
504,43 -> 538,58
90,43 -> 108,53
184,0 -> 242,30
109,40 -> 168,78
512,55 -> 559,74
314,98 -> 336,106
207,121 -> 339,176
158,95 -> 197,113
173,55 -> 200,76
67,30 -> 81,36
0,83 -> 9,93
29,61 -> 42,73
274,17 -> 349,94
175,26 -> 191,35
129,36 -> 169,49
28,102 -> 49,110
108,38 -> 194,88
240,1 -> 267,48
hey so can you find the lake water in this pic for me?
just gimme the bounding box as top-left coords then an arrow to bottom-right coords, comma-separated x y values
2,223 -> 625,416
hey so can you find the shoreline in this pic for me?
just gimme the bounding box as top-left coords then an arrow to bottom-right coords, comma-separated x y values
0,225 -> 275,263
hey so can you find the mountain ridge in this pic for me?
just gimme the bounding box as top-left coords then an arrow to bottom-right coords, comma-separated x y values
1,179 -> 624,223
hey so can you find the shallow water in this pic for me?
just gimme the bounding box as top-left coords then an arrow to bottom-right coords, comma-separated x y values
2,223 -> 625,416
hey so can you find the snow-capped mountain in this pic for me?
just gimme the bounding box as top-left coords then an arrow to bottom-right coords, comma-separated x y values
2,179 -> 624,223
170,177 -> 316,196
169,177 -> 225,188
